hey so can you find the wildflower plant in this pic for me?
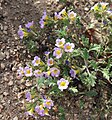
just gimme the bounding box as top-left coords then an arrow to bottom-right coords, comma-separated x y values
17,1 -> 112,119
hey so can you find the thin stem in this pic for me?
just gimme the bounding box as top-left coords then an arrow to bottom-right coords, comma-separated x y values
84,59 -> 90,75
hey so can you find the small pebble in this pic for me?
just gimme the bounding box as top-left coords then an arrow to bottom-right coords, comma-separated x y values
84,7 -> 89,11
13,116 -> 18,120
0,52 -> 5,60
3,92 -> 9,96
1,63 -> 5,69
8,81 -> 13,86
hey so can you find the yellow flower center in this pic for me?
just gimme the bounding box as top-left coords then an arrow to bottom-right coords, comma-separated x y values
46,101 -> 51,106
53,69 -> 58,74
26,70 -> 30,74
56,50 -> 61,55
102,5 -> 106,9
49,60 -> 53,64
36,60 -> 40,64
59,41 -> 63,45
60,82 -> 66,86
66,45 -> 71,50
39,105 -> 44,110
45,16 -> 48,20
69,13 -> 75,18
44,109 -> 49,115
47,71 -> 51,76
37,71 -> 41,75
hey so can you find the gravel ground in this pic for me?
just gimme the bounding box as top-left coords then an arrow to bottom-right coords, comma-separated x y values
0,0 -> 47,119
0,0 -> 112,120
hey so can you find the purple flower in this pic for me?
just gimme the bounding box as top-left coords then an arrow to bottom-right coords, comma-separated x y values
59,8 -> 67,16
64,42 -> 74,52
107,10 -> 112,19
57,78 -> 69,91
25,109 -> 34,117
34,70 -> 43,77
54,12 -> 62,20
50,67 -> 60,77
25,91 -> 31,101
35,105 -> 45,116
65,60 -> 69,65
68,11 -> 77,21
39,19 -> 45,28
35,105 -> 49,116
32,56 -> 40,66
70,69 -> 76,78
39,10 -> 48,28
42,10 -> 47,20
17,67 -> 24,77
45,51 -> 50,56
47,58 -> 54,66
24,66 -> 32,77
55,38 -> 65,48
18,25 -> 24,39
53,47 -> 62,59
43,71 -> 51,78
25,21 -> 34,28
43,99 -> 54,109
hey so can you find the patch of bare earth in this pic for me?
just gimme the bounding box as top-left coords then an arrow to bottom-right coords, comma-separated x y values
0,0 -> 112,120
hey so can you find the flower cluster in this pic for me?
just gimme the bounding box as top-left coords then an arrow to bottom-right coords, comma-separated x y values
91,2 -> 109,12
39,11 -> 48,28
54,8 -> 77,23
35,99 -> 54,116
18,21 -> 34,39
17,37 -> 76,92
25,92 -> 54,117
17,2 -> 112,119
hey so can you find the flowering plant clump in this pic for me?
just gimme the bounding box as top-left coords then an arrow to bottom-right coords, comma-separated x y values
17,1 -> 112,119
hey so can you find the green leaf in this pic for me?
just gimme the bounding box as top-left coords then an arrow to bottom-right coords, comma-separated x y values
45,77 -> 56,87
69,87 -> 78,93
89,60 -> 98,69
85,90 -> 98,97
37,77 -> 45,89
79,100 -> 84,109
58,106 -> 65,120
56,27 -> 67,37
89,44 -> 101,52
88,74 -> 96,87
82,73 -> 96,89
82,48 -> 89,60
101,68 -> 110,80
72,49 -> 81,56
48,85 -> 60,95
81,35 -> 89,46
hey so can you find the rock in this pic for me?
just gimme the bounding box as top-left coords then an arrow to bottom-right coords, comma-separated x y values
0,114 -> 2,118
0,23 -> 3,30
0,95 -> 3,100
3,92 -> 9,96
1,63 -> 5,69
13,116 -> 18,120
4,76 -> 9,82
12,67 -> 16,71
25,80 -> 32,87
8,81 -> 13,86
5,51 -> 10,59
0,52 -> 5,60
84,7 -> 89,11
0,104 -> 3,113
3,30 -> 7,34
26,1 -> 28,4
3,25 -> 8,31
